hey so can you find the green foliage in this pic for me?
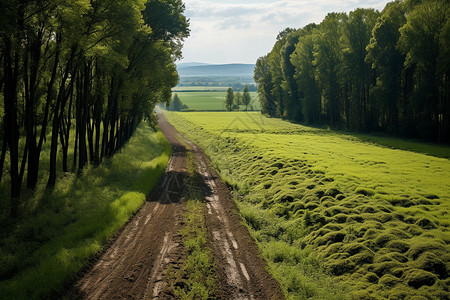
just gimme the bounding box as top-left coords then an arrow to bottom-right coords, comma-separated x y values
225,87 -> 234,111
0,123 -> 171,298
242,85 -> 252,111
255,1 -> 450,142
165,111 -> 450,299
167,93 -> 187,111
0,0 -> 189,204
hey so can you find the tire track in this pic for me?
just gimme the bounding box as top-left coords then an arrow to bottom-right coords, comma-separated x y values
68,114 -> 283,300
181,135 -> 284,300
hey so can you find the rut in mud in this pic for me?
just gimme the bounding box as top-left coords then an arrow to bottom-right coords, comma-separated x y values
68,114 -> 283,299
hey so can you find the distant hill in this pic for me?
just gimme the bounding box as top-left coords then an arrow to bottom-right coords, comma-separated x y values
177,62 -> 209,68
177,63 -> 255,77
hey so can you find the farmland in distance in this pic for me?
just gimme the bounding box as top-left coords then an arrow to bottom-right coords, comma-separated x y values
165,111 -> 450,299
171,86 -> 259,111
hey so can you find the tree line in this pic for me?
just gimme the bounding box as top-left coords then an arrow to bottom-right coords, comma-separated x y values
225,85 -> 252,111
0,0 -> 189,216
254,0 -> 449,143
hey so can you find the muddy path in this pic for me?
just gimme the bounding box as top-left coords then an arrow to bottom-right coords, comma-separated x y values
68,114 -> 283,299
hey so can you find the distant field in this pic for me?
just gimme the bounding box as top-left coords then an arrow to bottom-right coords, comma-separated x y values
165,112 -> 450,300
171,87 -> 260,111
172,86 -> 230,92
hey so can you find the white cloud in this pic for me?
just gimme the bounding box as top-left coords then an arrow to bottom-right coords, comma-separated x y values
180,0 -> 391,64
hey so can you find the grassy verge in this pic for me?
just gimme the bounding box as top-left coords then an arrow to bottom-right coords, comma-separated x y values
167,151 -> 216,299
0,123 -> 171,299
165,112 -> 450,300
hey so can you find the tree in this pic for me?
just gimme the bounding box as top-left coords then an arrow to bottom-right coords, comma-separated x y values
0,0 -> 190,215
171,93 -> 182,111
398,0 -> 449,140
256,1 -> 449,143
242,85 -> 251,111
291,32 -> 320,124
234,92 -> 242,111
281,30 -> 302,121
341,8 -> 379,129
314,12 -> 347,126
254,55 -> 275,116
366,1 -> 407,132
225,87 -> 234,111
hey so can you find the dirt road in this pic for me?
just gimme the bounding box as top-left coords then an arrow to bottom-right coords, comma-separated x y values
69,114 -> 283,299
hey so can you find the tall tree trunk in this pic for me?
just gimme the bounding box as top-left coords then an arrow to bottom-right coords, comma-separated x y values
93,94 -> 102,165
78,62 -> 90,171
61,83 -> 74,172
47,46 -> 75,187
3,35 -> 21,216
0,129 -> 7,183
24,29 -> 43,189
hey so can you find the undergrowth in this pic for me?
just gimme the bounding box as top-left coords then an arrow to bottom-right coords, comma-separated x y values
0,123 -> 171,299
165,112 -> 450,300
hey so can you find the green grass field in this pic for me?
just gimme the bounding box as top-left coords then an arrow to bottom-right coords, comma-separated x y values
172,86 -> 230,92
165,112 -> 450,300
0,123 -> 171,299
171,87 -> 259,111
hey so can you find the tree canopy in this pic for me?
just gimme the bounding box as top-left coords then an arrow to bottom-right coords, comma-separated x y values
0,0 -> 189,216
255,0 -> 449,143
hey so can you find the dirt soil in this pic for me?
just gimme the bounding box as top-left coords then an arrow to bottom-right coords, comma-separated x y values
68,114 -> 284,299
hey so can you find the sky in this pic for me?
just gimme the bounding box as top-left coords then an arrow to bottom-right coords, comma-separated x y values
179,0 -> 393,64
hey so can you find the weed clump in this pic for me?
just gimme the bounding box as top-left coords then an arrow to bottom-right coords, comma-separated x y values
356,188 -> 375,196
350,251 -> 374,265
407,240 -> 446,259
414,252 -> 447,278
379,274 -> 401,286
374,234 -> 397,248
324,258 -> 355,276
415,218 -> 437,229
386,240 -> 410,253
369,261 -> 404,277
404,269 -> 438,288
315,231 -> 346,246
322,242 -> 343,257
324,188 -> 342,198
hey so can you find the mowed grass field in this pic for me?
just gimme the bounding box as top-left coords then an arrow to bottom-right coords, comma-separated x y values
165,112 -> 450,299
171,87 -> 259,111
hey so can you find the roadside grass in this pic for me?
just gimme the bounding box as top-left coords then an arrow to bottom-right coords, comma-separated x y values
165,112 -> 450,300
172,91 -> 259,111
0,123 -> 171,299
167,151 -> 216,299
